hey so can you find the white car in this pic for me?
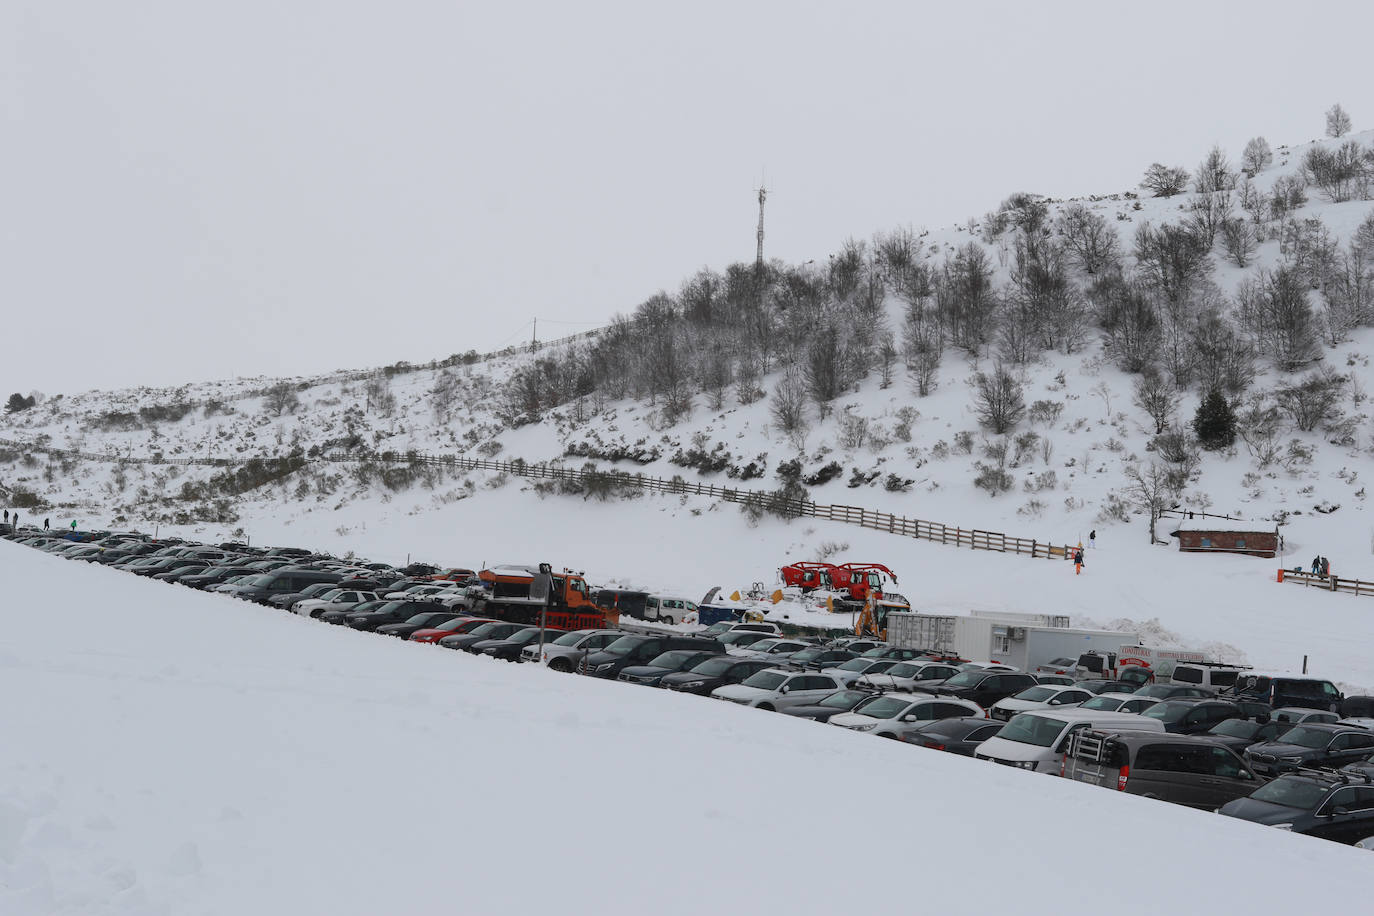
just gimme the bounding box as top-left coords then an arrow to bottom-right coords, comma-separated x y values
519,629 -> 622,671
855,661 -> 962,693
711,669 -> 842,711
727,638 -> 809,660
291,589 -> 380,617
1078,692 -> 1160,715
383,584 -> 459,601
829,694 -> 985,738
975,709 -> 1165,773
821,658 -> 901,687
988,685 -> 1095,721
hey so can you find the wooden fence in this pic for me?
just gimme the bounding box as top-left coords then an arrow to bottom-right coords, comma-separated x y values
1278,567 -> 1374,598
1,439 -> 1076,562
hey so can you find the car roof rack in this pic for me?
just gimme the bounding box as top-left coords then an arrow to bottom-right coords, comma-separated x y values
1287,765 -> 1374,785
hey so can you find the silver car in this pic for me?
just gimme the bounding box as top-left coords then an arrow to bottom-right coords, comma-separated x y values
520,629 -> 622,671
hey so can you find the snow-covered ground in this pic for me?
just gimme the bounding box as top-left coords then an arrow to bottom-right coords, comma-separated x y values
1,540 -> 1370,916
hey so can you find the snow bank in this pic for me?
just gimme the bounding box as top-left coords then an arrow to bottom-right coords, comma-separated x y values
0,541 -> 1369,915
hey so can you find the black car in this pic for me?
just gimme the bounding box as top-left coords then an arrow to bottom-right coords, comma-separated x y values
179,566 -> 251,589
129,557 -> 205,578
782,688 -> 882,722
374,611 -> 466,639
1074,679 -> 1139,695
932,671 -> 1038,708
1341,696 -> 1374,719
785,647 -> 859,670
437,621 -> 528,651
658,657 -> 775,695
320,599 -> 391,625
347,601 -> 433,632
477,627 -> 565,661
1132,684 -> 1215,701
1205,717 -> 1292,754
898,716 -> 1007,755
1220,769 -> 1374,844
618,649 -> 727,686
860,647 -> 925,662
1243,724 -> 1374,777
579,635 -> 726,679
270,581 -> 341,609
1141,699 -> 1245,734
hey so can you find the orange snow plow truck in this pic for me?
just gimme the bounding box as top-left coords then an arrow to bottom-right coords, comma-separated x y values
476,566 -> 615,630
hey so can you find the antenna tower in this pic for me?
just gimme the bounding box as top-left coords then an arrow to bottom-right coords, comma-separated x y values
755,185 -> 767,273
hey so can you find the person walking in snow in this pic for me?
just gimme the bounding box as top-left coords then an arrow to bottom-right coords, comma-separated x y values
44,517 -> 49,531
1321,557 -> 1330,577
3,510 -> 8,525
1089,530 -> 1096,548
1311,556 -> 1321,575
1074,547 -> 1085,576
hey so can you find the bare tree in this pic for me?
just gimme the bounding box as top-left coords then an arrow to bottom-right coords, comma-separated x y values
1133,222 -> 1212,306
697,345 -> 733,410
937,242 -> 998,353
431,369 -> 461,424
364,371 -> 396,417
1241,137 -> 1273,176
1302,141 -> 1369,203
1123,462 -> 1174,544
1326,102 -> 1352,138
1275,367 -> 1346,431
1235,266 -> 1319,371
901,299 -> 942,396
1186,191 -> 1234,249
972,363 -> 1026,434
1140,163 -> 1191,197
1221,218 -> 1258,267
1057,204 -> 1121,275
1093,273 -> 1162,374
1133,371 -> 1175,434
1194,146 -> 1237,194
770,368 -> 809,441
877,334 -> 897,389
264,382 -> 300,417
1237,401 -> 1285,467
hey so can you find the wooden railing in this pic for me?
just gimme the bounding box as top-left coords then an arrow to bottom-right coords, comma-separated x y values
0,439 -> 1076,562
1278,567 -> 1374,598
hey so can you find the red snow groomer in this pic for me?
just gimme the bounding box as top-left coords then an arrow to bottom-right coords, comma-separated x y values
829,563 -> 899,602
779,562 -> 838,592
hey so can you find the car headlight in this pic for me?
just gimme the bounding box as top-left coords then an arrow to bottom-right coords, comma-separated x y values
1280,756 -> 1304,764
682,681 -> 705,689
1270,823 -> 1293,831
853,723 -> 878,731
1016,760 -> 1037,770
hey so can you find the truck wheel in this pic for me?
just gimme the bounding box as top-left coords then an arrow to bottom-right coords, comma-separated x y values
758,703 -> 775,712
549,658 -> 572,673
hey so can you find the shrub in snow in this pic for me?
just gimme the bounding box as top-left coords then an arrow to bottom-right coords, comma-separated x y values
1139,163 -> 1191,198
972,364 -> 1025,434
1027,399 -> 1064,427
1275,368 -> 1346,431
1241,137 -> 1273,176
803,461 -> 843,487
1017,498 -> 1046,518
973,463 -> 1013,497
884,473 -> 913,492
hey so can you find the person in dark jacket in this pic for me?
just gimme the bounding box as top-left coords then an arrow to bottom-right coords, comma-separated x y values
1311,556 -> 1321,574
44,517 -> 50,530
1073,547 -> 1085,575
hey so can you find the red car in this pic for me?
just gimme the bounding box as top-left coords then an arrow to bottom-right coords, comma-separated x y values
410,617 -> 495,644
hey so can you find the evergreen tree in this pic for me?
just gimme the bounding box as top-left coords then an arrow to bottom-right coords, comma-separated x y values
4,393 -> 34,414
1192,388 -> 1237,449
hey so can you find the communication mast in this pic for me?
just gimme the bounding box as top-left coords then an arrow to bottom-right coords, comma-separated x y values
755,185 -> 767,273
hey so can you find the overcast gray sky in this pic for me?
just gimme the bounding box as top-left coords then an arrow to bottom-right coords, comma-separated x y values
4,0 -> 1372,395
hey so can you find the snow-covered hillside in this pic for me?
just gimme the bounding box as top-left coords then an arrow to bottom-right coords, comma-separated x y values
1,541 -> 1369,916
4,130 -> 1374,691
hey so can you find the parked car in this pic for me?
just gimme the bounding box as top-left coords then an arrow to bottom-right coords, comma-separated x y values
1205,718 -> 1291,754
855,661 -> 961,693
1243,724 -> 1374,777
975,709 -> 1165,773
659,657 -> 776,695
1140,699 -> 1246,735
475,627 -> 565,661
1340,696 -> 1374,719
519,629 -> 622,669
859,646 -> 927,662
1222,673 -> 1345,713
412,617 -> 496,645
292,589 -> 380,618
715,630 -> 777,651
1078,692 -> 1160,715
579,635 -> 726,679
1034,675 -> 1078,686
1219,769 -> 1374,843
1169,662 -> 1249,692
1272,707 -> 1340,726
1063,729 -> 1262,809
1132,684 -> 1215,701
988,684 -> 1094,721
897,717 -> 1006,755
268,581 -> 340,609
347,601 -> 433,632
829,694 -> 985,738
821,658 -> 902,687
932,670 -> 1039,709
711,669 -> 843,711
618,649 -> 727,686
224,568 -> 345,603
1074,679 -> 1139,695
1033,657 -> 1080,676
319,599 -> 391,626
728,638 -> 809,660
374,611 -> 465,640
701,621 -> 782,639
781,688 -> 884,723
435,621 -> 527,651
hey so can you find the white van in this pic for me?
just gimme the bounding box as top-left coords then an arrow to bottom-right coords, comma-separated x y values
974,709 -> 1164,773
645,595 -> 697,625
1169,662 -> 1249,692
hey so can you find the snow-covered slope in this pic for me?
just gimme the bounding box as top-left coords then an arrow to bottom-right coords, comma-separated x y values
0,541 -> 1368,916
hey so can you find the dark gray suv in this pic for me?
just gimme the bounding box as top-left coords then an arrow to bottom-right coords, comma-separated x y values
578,635 -> 725,679
1243,724 -> 1374,777
1063,728 -> 1262,809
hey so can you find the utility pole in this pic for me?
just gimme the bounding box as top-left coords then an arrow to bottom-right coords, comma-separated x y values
531,318 -> 538,351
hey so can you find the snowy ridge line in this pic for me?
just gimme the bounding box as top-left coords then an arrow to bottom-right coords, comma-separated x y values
3,437 -> 1077,563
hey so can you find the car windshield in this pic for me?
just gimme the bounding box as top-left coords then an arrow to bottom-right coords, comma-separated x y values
647,651 -> 699,670
1280,726 -> 1333,749
465,623 -> 503,638
852,696 -> 915,719
820,690 -> 867,709
1047,658 -> 1075,667
742,671 -> 787,690
836,659 -> 872,672
1080,696 -> 1123,711
1278,679 -> 1334,698
1013,687 -> 1056,702
886,663 -> 922,678
1250,776 -> 1330,810
1142,703 -> 1189,724
552,631 -> 593,647
789,648 -> 823,663
942,671 -> 985,688
508,629 -> 544,644
689,657 -> 735,677
405,613 -> 439,624
1209,719 -> 1259,738
997,713 -> 1068,747
719,631 -> 759,645
248,574 -> 277,586
748,639 -> 782,652
1134,686 -> 1177,699
603,637 -> 646,657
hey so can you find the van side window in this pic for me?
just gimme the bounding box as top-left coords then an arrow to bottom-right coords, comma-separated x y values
1210,747 -> 1242,778
1173,667 -> 1202,684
